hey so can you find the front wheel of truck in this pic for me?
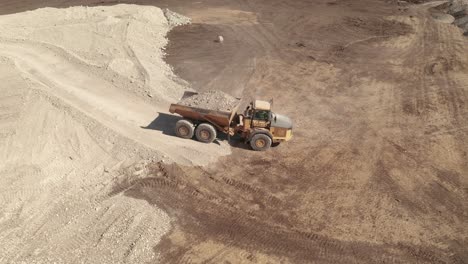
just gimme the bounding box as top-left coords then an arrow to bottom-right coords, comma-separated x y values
250,134 -> 272,151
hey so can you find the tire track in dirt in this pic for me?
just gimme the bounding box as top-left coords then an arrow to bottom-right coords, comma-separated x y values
112,161 -> 456,263
120,19 -> 151,86
361,7 -> 468,258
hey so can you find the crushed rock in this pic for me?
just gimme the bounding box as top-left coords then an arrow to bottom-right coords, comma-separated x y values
178,90 -> 240,112
448,0 -> 468,35
163,8 -> 191,28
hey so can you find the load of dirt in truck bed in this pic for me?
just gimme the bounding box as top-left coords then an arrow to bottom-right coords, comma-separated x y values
178,90 -> 239,111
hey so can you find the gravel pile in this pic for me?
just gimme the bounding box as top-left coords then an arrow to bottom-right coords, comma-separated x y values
178,90 -> 239,112
0,5 -> 206,264
448,0 -> 468,35
163,8 -> 191,28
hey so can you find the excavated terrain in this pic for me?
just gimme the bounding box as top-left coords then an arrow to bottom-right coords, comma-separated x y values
0,0 -> 467,263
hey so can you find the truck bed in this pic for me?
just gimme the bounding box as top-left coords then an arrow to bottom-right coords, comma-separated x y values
169,103 -> 239,132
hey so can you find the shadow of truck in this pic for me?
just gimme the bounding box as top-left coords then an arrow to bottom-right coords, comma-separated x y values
141,112 -> 251,149
141,112 -> 181,136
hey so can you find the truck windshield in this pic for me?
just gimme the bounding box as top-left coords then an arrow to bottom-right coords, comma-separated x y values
254,110 -> 270,121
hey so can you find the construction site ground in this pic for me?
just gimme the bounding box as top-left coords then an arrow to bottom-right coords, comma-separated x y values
0,0 -> 467,263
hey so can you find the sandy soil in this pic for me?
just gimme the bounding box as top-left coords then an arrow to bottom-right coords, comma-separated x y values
0,0 -> 467,263
0,4 -> 229,264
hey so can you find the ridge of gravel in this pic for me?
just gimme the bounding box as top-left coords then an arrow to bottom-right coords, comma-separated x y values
178,90 -> 240,112
448,0 -> 468,35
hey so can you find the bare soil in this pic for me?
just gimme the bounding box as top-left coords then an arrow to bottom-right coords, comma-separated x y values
1,0 -> 468,263
128,0 -> 468,262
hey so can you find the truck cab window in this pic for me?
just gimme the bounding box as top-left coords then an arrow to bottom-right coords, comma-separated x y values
254,110 -> 270,121
245,108 -> 253,118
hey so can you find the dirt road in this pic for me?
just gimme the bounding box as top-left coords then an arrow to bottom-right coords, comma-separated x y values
1,0 -> 467,263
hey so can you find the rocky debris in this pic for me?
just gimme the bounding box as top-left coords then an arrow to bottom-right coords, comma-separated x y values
448,0 -> 468,35
163,8 -> 191,28
178,90 -> 239,112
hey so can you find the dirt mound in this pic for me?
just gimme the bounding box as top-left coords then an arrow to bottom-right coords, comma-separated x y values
164,8 -> 192,27
178,91 -> 240,111
0,4 -> 230,264
0,4 -> 231,165
0,4 -> 190,102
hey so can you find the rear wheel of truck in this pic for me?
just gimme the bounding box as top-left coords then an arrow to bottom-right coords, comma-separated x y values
175,119 -> 194,139
195,123 -> 217,143
250,134 -> 272,151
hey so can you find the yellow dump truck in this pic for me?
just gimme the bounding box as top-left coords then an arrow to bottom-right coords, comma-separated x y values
169,96 -> 293,151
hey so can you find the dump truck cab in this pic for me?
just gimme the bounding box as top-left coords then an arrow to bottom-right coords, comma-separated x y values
243,100 -> 271,128
240,100 -> 293,150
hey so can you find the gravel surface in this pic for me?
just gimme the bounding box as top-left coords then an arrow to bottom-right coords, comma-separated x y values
178,90 -> 240,111
448,0 -> 468,35
164,8 -> 191,27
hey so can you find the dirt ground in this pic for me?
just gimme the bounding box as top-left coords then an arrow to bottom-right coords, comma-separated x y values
1,0 -> 468,263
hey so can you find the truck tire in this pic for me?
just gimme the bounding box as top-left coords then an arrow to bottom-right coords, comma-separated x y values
250,134 -> 272,151
175,119 -> 194,139
195,123 -> 217,143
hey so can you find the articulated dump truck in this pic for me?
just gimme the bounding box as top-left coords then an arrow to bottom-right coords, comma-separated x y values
169,93 -> 293,151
